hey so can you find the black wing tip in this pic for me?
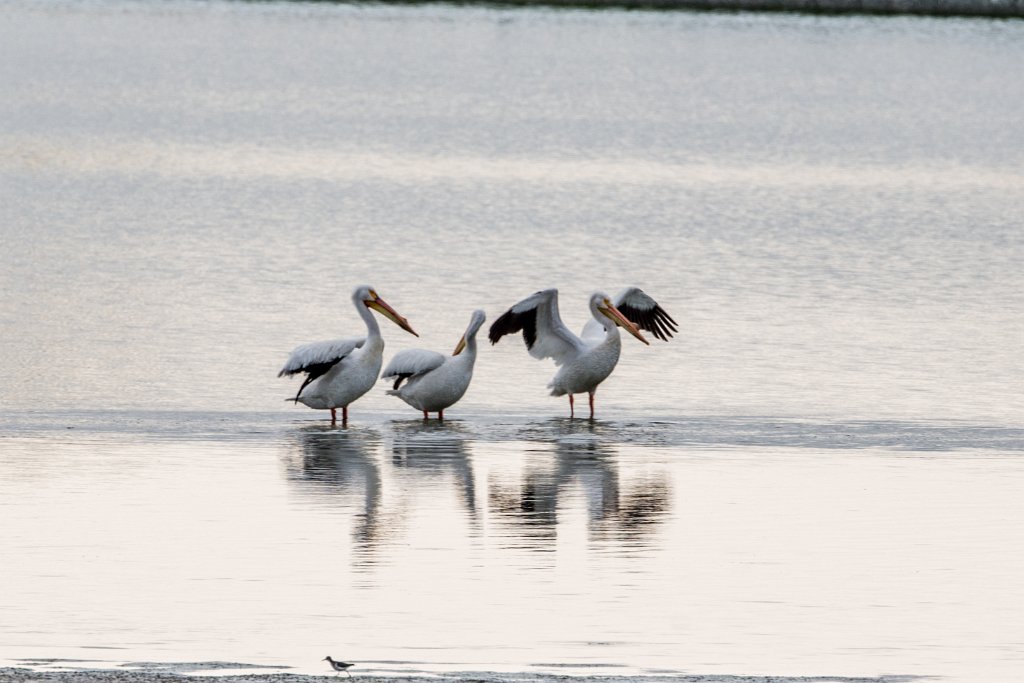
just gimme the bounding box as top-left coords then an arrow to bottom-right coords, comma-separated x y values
620,301 -> 678,342
649,307 -> 678,342
490,308 -> 538,349
523,314 -> 537,350
651,309 -> 678,341
488,308 -> 520,345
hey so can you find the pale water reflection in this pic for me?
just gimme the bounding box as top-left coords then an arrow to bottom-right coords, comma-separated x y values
489,430 -> 671,551
388,421 -> 480,522
2,413 -> 1024,681
283,420 -> 671,569
283,427 -> 388,571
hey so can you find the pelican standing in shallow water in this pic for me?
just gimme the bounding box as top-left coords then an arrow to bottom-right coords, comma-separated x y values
279,285 -> 417,425
381,309 -> 486,419
488,288 -> 677,418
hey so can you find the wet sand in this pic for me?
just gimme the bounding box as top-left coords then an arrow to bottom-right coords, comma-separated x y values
3,671 -> 299,683
0,667 -> 921,683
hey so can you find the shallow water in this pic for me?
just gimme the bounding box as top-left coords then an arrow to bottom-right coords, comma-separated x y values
1,1 -> 1023,682
3,412 -> 1024,682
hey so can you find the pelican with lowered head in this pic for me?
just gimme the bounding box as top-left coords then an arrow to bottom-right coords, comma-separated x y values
279,285 -> 417,425
488,287 -> 676,418
381,309 -> 486,419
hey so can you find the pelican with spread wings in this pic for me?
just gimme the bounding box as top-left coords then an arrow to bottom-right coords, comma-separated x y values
279,285 -> 417,425
381,309 -> 487,420
488,288 -> 676,418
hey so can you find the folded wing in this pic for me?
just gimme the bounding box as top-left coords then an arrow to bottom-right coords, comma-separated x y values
279,337 -> 366,377
279,337 -> 365,402
381,348 -> 447,390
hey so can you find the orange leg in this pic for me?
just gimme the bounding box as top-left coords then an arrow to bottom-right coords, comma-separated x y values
588,391 -> 595,419
568,394 -> 575,418
342,405 -> 348,425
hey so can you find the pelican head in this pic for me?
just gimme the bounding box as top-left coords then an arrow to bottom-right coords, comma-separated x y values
353,284 -> 418,337
591,292 -> 648,345
453,309 -> 487,355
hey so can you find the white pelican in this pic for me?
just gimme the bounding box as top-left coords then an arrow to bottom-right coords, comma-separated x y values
279,285 -> 417,424
381,309 -> 486,419
488,288 -> 677,418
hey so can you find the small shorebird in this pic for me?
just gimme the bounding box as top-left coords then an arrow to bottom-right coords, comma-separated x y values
323,656 -> 354,677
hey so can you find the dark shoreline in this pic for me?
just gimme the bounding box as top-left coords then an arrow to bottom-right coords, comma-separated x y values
278,0 -> 1024,20
0,668 -> 925,683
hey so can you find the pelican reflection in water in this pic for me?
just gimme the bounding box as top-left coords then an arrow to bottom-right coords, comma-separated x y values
281,421 -> 669,566
389,420 -> 478,520
489,423 -> 670,548
282,426 -> 394,568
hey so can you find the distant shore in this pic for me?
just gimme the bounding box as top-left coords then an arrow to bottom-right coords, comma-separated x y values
345,0 -> 1024,19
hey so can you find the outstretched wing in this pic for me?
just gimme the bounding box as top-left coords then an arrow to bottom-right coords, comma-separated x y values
582,287 -> 678,342
381,348 -> 447,390
488,288 -> 583,365
614,287 -> 678,341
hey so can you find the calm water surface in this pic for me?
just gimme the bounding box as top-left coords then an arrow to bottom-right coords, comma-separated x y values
1,1 -> 1023,681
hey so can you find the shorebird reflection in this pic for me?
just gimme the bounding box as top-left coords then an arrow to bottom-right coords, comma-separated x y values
489,422 -> 670,549
282,426 -> 394,568
388,420 -> 477,520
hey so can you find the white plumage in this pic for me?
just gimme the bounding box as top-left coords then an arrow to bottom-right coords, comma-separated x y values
506,289 -> 583,364
383,348 -> 447,379
278,337 -> 365,377
279,285 -> 417,424
382,309 -> 486,419
489,288 -> 676,418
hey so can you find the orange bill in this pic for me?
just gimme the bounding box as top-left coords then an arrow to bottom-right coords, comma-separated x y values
367,296 -> 418,337
600,300 -> 649,345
